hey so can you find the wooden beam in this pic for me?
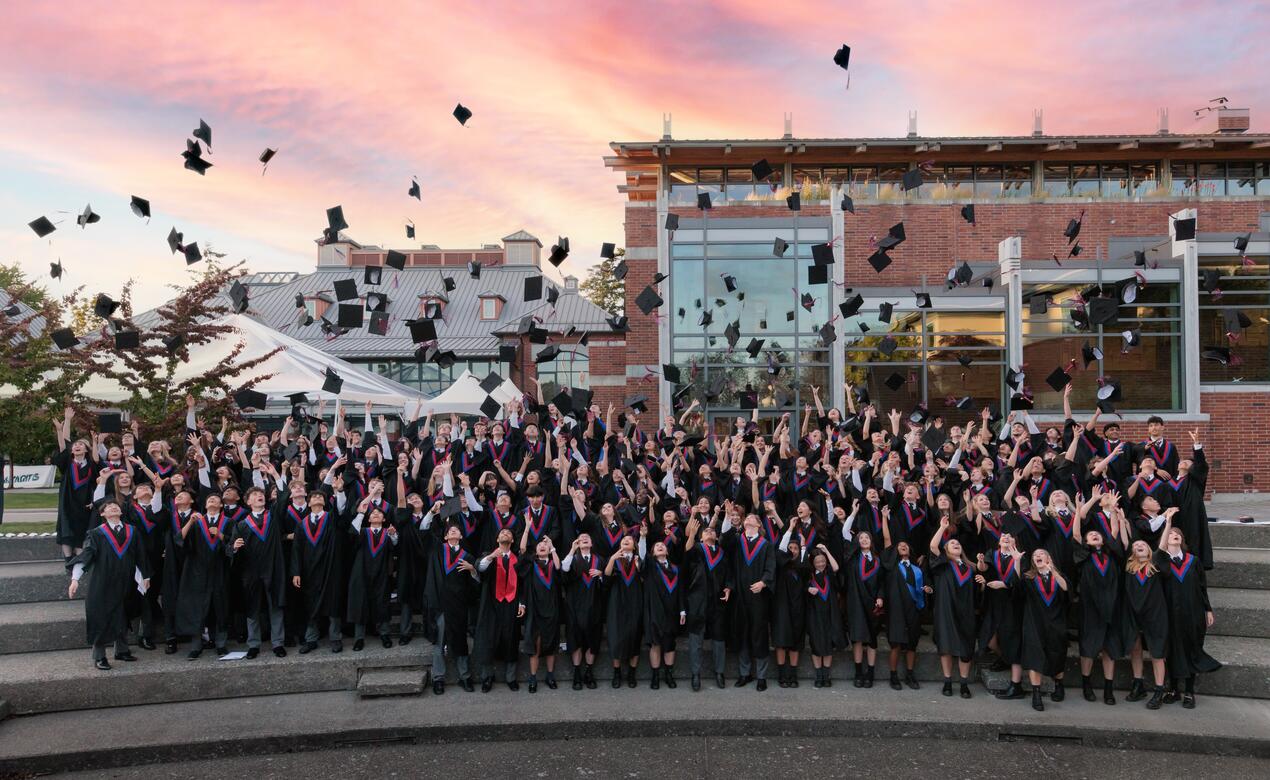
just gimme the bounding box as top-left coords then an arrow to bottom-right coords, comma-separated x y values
1249,140 -> 1270,149
1118,140 -> 1139,150
1046,140 -> 1076,151
855,144 -> 868,153
1177,139 -> 1214,149
985,142 -> 1003,152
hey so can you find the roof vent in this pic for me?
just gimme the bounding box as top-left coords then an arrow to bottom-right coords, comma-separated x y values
906,111 -> 918,139
783,113 -> 793,140
1217,107 -> 1250,134
1157,107 -> 1169,135
1032,109 -> 1044,137
662,113 -> 673,141
564,275 -> 578,291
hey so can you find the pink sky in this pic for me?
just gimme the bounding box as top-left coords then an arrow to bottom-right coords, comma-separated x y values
2,0 -> 1267,309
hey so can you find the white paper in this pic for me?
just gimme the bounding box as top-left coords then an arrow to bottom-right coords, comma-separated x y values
219,651 -> 248,661
134,567 -> 148,595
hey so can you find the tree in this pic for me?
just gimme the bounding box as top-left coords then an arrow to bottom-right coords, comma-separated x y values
579,250 -> 625,314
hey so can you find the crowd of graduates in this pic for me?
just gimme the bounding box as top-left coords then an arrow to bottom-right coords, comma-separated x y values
60,379 -> 1219,711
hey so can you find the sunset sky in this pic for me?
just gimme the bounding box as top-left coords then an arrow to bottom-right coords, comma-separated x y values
3,1 -> 1267,309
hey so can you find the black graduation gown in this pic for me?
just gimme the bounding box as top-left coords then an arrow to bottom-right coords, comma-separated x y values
345,526 -> 393,626
1073,541 -> 1130,659
978,550 -> 1023,663
1126,474 -> 1175,513
881,550 -> 926,649
605,553 -> 643,660
1170,448 -> 1213,570
290,510 -> 347,621
174,513 -> 232,636
125,500 -> 165,602
1124,558 -> 1169,658
974,513 -> 1006,563
562,552 -> 605,652
227,510 -> 288,613
55,449 -> 97,548
475,552 -> 522,665
423,541 -> 478,656
519,558 -> 562,654
805,568 -> 846,655
1019,572 -> 1068,676
728,533 -> 776,656
887,498 -> 930,557
1159,550 -> 1221,677
479,508 -> 523,557
521,504 -> 562,552
587,514 -> 631,561
1003,509 -> 1049,560
842,545 -> 885,646
392,510 -> 427,616
643,557 -> 685,650
71,522 -> 148,645
1136,439 -> 1180,479
928,552 -> 977,658
1042,509 -> 1078,580
685,543 -> 730,641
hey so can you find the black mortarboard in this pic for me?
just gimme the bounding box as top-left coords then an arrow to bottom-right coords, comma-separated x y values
833,44 -> 851,70
114,330 -> 140,350
911,405 -> 931,428
818,321 -> 836,345
479,372 -> 503,394
1045,367 -> 1071,393
182,141 -> 212,175
548,237 -> 570,267
1097,379 -> 1122,402
1121,329 -> 1141,350
739,389 -> 758,410
884,371 -> 906,391
840,294 -> 864,318
439,496 -> 463,520
130,196 -> 151,219
1005,367 -> 1023,390
1010,392 -> 1034,411
697,192 -> 712,210
407,318 -> 437,344
786,191 -> 801,211
366,292 -> 388,312
51,328 -> 78,349
94,294 -> 119,319
439,275 -> 456,293
773,237 -> 790,257
705,373 -> 727,400
914,291 -> 931,309
467,261 -> 482,279
800,292 -> 815,311
635,286 -> 663,315
98,413 -> 123,434
1068,244 -> 1083,259
1029,296 -> 1048,316
662,364 -> 681,384
29,216 -> 56,238
665,213 -> 679,231
1064,215 -> 1082,243
877,234 -> 901,251
752,158 -> 774,180
167,227 -> 183,254
380,250 -> 405,271
901,168 -> 922,191
1224,308 -> 1252,333
954,396 -> 973,410
235,388 -> 268,411
953,262 -> 974,287
337,304 -> 364,328
322,368 -> 343,394
1082,341 -> 1103,368
877,336 -> 898,356
960,204 -> 975,224
406,222 -> 415,239
193,119 -> 212,148
434,350 -> 457,369
743,337 -> 764,359
841,194 -> 855,214
982,276 -> 995,292
183,242 -> 202,265
535,344 -> 561,364
812,243 -> 834,265
653,271 -> 669,284
499,344 -> 516,364
878,301 -> 894,322
1120,279 -> 1139,304
867,250 -> 892,273
572,387 -> 593,411
808,264 -> 828,285
50,260 -> 63,279
1172,216 -> 1196,241
524,275 -> 543,302
326,206 -> 348,233
1088,297 -> 1118,327
479,396 -> 501,419
2,303 -> 17,316
259,148 -> 276,169
1200,268 -> 1221,293
724,320 -> 741,348
162,333 -> 184,353
453,103 -> 472,125
364,266 -> 383,286
1134,249 -> 1147,267
547,285 -> 559,306
1234,232 -> 1252,253
407,176 -> 421,201
1201,346 -> 1231,364
287,392 -> 309,407
1096,399 -> 1118,415
722,274 -> 737,292
333,279 -> 358,301
958,354 -> 973,367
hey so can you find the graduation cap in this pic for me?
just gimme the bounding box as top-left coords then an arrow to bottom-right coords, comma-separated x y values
800,292 -> 816,311
467,261 -> 482,280
841,193 -> 855,214
786,191 -> 801,211
322,368 -> 343,395
1097,379 -> 1122,402
622,393 -> 648,414
953,396 -> 973,411
607,315 -> 629,332
51,328 -> 78,350
724,320 -> 741,348
329,279 -> 356,302
498,344 -> 517,364
744,337 -> 765,359
28,216 -> 56,238
1120,279 -> 1139,304
821,38 -> 851,70
182,141 -> 212,175
1082,341 -> 1103,368
840,294 -> 864,318
479,395 -> 501,420
364,266 -> 383,286
957,354 -> 973,368
1127,249 -> 1145,268
97,412 -> 123,434
114,329 -> 140,350
665,213 -> 680,231
76,204 -> 100,228
877,301 -> 894,323
337,304 -> 364,328
259,148 -> 277,172
1200,268 -> 1221,294
914,291 -> 931,309
697,192 -> 712,210
1,303 -> 18,317
325,206 -> 348,237
883,371 -> 906,391
192,119 -> 212,148
705,373 -> 727,401
478,371 -> 503,394
407,176 -> 422,201
167,227 -> 184,254
572,387 -> 594,411
524,275 -> 543,302
1234,232 -> 1252,253
722,274 -> 738,293
1005,367 -> 1023,390
183,242 -> 202,265
773,237 -> 790,257
901,169 -> 922,191
653,271 -> 669,284
548,237 -> 570,267
433,350 -> 458,369
1064,215 -> 1083,243
982,276 -> 995,292
406,222 -> 415,240
385,250 -> 407,271
162,333 -> 184,353
49,260 -> 64,279
1010,392 -> 1034,411
960,204 -> 975,225
1068,244 -> 1083,259
535,344 -> 561,364
867,250 -> 892,273
662,363 -> 681,384
1172,216 -> 1196,241
1070,308 -> 1090,330
438,496 -> 464,521
1028,296 -> 1048,316
1224,308 -> 1252,334
1121,329 -> 1141,350
952,262 -> 974,287
877,336 -> 898,357
807,264 -> 829,285
1045,367 -> 1071,393
752,158 -> 774,181
407,318 -> 437,344
94,294 -> 119,319
453,103 -> 472,125
1201,346 -> 1231,364
1088,297 -> 1119,327
234,388 -> 268,411
635,286 -> 663,315
818,321 -> 836,345
130,196 -> 151,220
812,243 -> 834,265
547,286 -> 560,306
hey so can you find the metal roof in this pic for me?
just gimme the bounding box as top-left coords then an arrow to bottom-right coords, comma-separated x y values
0,289 -> 47,343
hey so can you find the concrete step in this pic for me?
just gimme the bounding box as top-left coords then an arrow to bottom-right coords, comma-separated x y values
1209,548 -> 1270,590
0,600 -> 83,654
1208,522 -> 1270,550
1208,588 -> 1270,638
0,560 -> 79,605
0,535 -> 60,564
357,669 -> 426,698
0,643 -> 431,715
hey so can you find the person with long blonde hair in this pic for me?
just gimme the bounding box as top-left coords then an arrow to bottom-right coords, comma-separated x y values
1123,539 -> 1168,708
928,517 -> 981,698
1071,493 -> 1131,705
1157,516 -> 1220,709
1019,548 -> 1069,711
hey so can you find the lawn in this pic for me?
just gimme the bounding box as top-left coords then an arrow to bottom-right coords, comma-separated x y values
3,491 -> 59,509
0,521 -> 56,535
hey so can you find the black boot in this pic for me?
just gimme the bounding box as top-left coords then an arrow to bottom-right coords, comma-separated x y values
650,668 -> 660,690
691,672 -> 701,691
776,663 -> 788,688
889,671 -> 902,691
664,665 -> 677,689
612,668 -> 622,689
788,664 -> 799,688
1032,687 -> 1044,711
942,678 -> 953,696
813,668 -> 823,688
996,681 -> 1025,700
823,667 -> 832,687
1146,685 -> 1165,710
1051,680 -> 1065,702
572,665 -> 583,691
1125,678 -> 1147,702
1082,675 -> 1096,702
959,681 -> 972,699
626,666 -> 637,689
853,662 -> 865,688
904,671 -> 920,690
583,664 -> 597,689
863,665 -> 874,689
1103,680 -> 1116,705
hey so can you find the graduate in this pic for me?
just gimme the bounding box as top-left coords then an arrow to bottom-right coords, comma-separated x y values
684,517 -> 732,691
475,528 -> 525,691
292,490 -> 350,653
561,533 -> 605,690
174,492 -> 232,658
1072,499 -> 1131,705
1169,430 -> 1214,570
124,477 -> 165,650
391,472 -> 429,644
423,517 -> 479,695
980,535 -> 1026,700
644,539 -> 686,689
53,406 -> 100,560
1158,516 -> 1220,708
880,522 -> 930,690
345,506 -> 397,650
68,500 -> 150,669
520,537 -> 562,692
227,486 -> 288,658
928,517 -> 980,698
1123,540 -> 1169,708
604,532 -> 644,689
841,526 -> 885,689
1017,548 -> 1070,711
729,512 -> 777,691
771,534 -> 807,688
804,544 -> 844,688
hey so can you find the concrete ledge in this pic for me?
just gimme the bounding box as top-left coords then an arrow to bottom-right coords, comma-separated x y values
1209,523 -> 1270,549
0,688 -> 1266,776
0,561 -> 81,605
0,536 -> 60,564
1209,548 -> 1270,590
357,669 -> 426,697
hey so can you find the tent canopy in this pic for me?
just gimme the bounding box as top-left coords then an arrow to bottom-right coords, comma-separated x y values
75,314 -> 428,411
418,370 -> 523,418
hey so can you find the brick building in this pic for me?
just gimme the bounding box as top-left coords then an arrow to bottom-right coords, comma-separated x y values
605,110 -> 1270,494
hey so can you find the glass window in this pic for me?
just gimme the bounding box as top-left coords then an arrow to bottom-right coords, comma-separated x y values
1258,162 -> 1270,196
480,298 -> 498,320
848,166 -> 877,199
1197,163 -> 1225,197
1070,164 -> 1099,197
1003,164 -> 1033,198
1227,162 -> 1257,196
1171,162 -> 1197,196
1101,164 -> 1129,199
974,165 -> 1004,199
1043,164 -> 1071,197
1130,163 -> 1160,198
668,168 -> 698,205
1199,257 -> 1269,383
725,168 -> 755,202
877,164 -> 908,201
698,168 -> 723,203
536,345 -> 589,400
931,165 -> 973,200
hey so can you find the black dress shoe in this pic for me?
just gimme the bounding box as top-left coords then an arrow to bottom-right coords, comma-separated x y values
139,638 -> 156,651
1182,693 -> 1196,709
545,674 -> 558,690
273,646 -> 287,658
460,678 -> 475,693
381,635 -> 393,649
187,648 -> 203,660
299,642 -> 317,654
165,640 -> 178,654
1050,681 -> 1065,702
756,679 -> 767,692
95,659 -> 111,671
507,680 -> 520,691
960,683 -> 972,699
245,648 -> 260,659
691,674 -> 701,691
528,678 -> 538,693
734,675 -> 753,687
352,639 -> 365,652
434,680 -> 445,695
115,653 -> 138,662
481,677 -> 494,693
331,642 -> 343,653
398,633 -> 413,646
716,674 -> 726,689
216,647 -> 228,656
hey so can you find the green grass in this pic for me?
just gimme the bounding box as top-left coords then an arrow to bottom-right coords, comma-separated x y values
3,492 -> 59,509
0,521 -> 56,535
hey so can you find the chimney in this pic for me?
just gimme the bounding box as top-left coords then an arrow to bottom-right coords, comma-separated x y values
783,113 -> 793,139
662,113 -> 673,141
1157,108 -> 1169,135
907,111 -> 918,138
1032,109 -> 1044,137
1217,107 -> 1250,134
564,275 -> 579,292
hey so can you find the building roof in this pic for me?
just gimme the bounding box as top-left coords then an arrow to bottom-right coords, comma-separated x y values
502,230 -> 543,246
0,289 -> 47,344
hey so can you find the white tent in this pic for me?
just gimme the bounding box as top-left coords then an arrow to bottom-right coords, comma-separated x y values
418,369 -> 523,418
74,314 -> 427,411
